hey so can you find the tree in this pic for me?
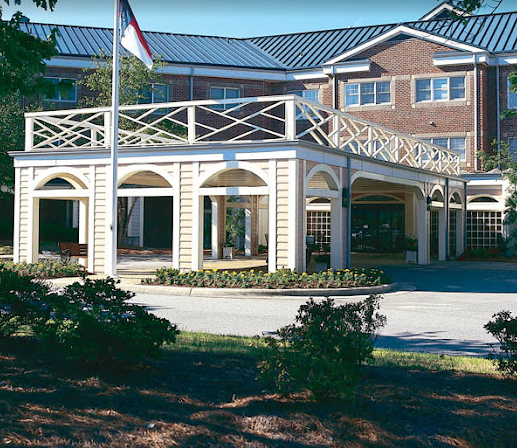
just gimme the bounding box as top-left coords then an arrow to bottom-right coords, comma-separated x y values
80,54 -> 167,246
0,1 -> 60,198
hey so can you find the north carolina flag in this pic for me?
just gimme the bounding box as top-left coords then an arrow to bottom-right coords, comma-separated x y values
120,0 -> 153,69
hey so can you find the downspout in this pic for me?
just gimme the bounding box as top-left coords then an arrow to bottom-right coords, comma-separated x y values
189,67 -> 194,100
346,155 -> 351,269
496,65 -> 501,162
464,181 -> 468,251
473,56 -> 479,171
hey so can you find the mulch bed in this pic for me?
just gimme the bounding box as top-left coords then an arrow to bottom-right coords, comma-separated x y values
1,341 -> 516,448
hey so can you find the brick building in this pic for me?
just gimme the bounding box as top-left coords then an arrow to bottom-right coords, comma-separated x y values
10,2 -> 517,273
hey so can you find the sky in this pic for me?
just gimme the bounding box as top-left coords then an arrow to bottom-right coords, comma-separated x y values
2,0 -> 517,38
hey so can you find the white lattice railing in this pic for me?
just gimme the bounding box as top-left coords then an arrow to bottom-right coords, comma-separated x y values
25,95 -> 460,176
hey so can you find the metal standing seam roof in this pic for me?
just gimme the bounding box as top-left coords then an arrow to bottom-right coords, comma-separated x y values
17,10 -> 517,71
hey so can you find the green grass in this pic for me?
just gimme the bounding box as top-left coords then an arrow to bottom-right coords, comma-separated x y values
167,332 -> 498,375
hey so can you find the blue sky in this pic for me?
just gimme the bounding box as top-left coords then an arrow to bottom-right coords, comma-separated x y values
2,0 -> 517,37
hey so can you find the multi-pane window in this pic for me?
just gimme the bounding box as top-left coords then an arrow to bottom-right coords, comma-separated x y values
289,89 -> 320,119
466,211 -> 503,250
345,81 -> 391,106
422,137 -> 466,161
210,87 -> 240,110
416,77 -> 465,102
140,83 -> 168,104
509,77 -> 517,110
43,77 -> 77,103
509,138 -> 517,159
306,211 -> 330,247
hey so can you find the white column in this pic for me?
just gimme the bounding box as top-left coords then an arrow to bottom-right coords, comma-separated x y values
191,162 -> 203,271
244,206 -> 252,256
78,200 -> 88,267
29,197 -> 40,263
13,167 -> 21,263
211,197 -> 219,259
438,208 -> 446,261
287,159 -> 300,271
330,197 -> 343,269
172,162 -> 180,269
417,194 -> 429,265
268,160 -> 277,273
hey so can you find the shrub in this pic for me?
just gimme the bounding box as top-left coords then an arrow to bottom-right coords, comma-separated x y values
149,267 -> 390,289
34,277 -> 179,366
259,295 -> 386,401
0,269 -> 51,339
0,259 -> 85,278
485,310 -> 517,375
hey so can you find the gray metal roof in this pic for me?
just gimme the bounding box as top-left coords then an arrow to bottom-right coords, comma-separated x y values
18,10 -> 517,71
18,23 -> 286,69
250,11 -> 517,69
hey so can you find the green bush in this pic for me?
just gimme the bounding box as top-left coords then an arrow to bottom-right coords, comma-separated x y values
485,310 -> 517,375
259,295 -> 386,401
0,259 -> 85,278
0,269 -> 51,338
150,267 -> 390,289
34,278 -> 179,365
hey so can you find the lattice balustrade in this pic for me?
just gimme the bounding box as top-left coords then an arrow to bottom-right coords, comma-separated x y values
25,95 -> 460,176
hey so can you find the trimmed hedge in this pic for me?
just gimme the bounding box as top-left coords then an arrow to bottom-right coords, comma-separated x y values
0,259 -> 85,278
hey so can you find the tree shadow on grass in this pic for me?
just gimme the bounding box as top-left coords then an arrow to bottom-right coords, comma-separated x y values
0,340 -> 516,447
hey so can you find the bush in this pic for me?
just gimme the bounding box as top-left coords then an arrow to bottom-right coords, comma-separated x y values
0,259 -> 85,278
34,277 -> 179,365
485,310 -> 517,375
0,269 -> 51,339
259,295 -> 386,401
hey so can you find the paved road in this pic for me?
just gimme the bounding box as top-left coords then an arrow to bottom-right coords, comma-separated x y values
131,262 -> 517,356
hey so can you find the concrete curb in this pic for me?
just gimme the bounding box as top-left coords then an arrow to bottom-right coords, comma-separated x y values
123,281 -> 398,298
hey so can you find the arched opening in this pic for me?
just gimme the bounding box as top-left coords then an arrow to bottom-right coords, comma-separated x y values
115,168 -> 175,274
199,167 -> 269,272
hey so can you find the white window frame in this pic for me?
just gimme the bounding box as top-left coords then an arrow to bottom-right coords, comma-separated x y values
43,77 -> 77,103
140,83 -> 168,104
508,77 -> 517,110
344,81 -> 391,107
416,76 -> 465,103
289,89 -> 320,120
422,137 -> 466,161
210,86 -> 241,110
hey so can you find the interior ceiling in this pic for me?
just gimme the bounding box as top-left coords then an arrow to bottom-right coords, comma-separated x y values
121,171 -> 171,188
203,169 -> 266,188
307,172 -> 337,190
352,178 -> 415,194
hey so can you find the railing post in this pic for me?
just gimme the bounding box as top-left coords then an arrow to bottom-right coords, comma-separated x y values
285,98 -> 297,140
104,111 -> 111,149
25,116 -> 33,152
367,126 -> 373,156
188,105 -> 196,144
332,114 -> 340,148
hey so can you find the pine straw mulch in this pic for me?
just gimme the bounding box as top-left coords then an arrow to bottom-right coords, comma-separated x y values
1,341 -> 516,448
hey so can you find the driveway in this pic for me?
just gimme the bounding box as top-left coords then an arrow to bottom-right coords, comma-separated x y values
130,261 -> 517,356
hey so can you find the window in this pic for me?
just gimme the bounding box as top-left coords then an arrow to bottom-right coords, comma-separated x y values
509,138 -> 517,159
289,89 -> 320,119
421,137 -> 466,161
416,76 -> 465,102
210,87 -> 240,110
466,211 -> 503,250
509,77 -> 517,110
43,77 -> 77,103
140,83 -> 168,104
344,81 -> 390,106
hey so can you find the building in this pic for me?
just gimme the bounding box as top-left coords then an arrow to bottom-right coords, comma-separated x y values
10,2 -> 517,273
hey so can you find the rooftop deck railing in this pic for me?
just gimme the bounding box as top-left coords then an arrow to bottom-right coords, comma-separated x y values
25,95 -> 460,176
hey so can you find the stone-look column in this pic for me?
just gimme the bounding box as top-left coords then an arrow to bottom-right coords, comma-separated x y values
211,196 -> 226,259
330,197 -> 343,269
417,193 -> 430,265
438,207 -> 446,261
405,193 -> 417,237
78,200 -> 88,267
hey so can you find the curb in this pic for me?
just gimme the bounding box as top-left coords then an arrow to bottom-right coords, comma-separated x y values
124,282 -> 398,298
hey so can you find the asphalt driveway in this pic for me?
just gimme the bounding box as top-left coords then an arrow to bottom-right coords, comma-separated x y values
130,261 -> 517,356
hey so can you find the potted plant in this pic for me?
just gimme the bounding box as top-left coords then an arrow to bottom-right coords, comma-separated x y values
404,236 -> 418,264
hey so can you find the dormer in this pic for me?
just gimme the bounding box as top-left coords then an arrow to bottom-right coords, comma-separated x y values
419,1 -> 471,21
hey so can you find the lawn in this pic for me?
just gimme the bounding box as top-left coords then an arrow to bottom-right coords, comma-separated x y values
0,333 -> 515,448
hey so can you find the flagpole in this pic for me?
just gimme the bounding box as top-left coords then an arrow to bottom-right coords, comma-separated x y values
108,0 -> 121,277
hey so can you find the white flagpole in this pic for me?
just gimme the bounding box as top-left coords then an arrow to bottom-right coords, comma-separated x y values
107,0 -> 121,277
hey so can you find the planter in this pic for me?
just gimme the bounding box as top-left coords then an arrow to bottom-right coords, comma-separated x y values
405,250 -> 417,264
222,246 -> 236,260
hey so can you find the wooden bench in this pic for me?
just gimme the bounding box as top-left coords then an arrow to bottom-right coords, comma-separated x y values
58,242 -> 88,263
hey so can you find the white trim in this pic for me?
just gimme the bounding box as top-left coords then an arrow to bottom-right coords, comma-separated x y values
88,165 -> 95,273
306,163 -> 341,190
434,52 -> 492,66
198,161 -> 269,188
27,167 -> 35,263
325,25 -> 486,65
306,188 -> 340,198
302,160 -> 307,273
32,166 -> 90,190
13,167 -> 21,263
322,59 -> 371,75
199,186 -> 268,196
172,162 -> 180,269
191,162 -> 202,271
118,164 -> 175,187
31,190 -> 90,199
420,3 -> 471,21
268,160 -> 277,273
